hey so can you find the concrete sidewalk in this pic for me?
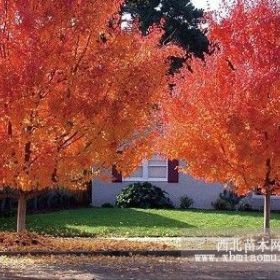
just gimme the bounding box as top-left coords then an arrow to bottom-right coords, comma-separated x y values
99,236 -> 235,250
100,236 -> 235,242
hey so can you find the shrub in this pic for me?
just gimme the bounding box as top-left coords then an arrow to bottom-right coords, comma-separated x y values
180,195 -> 193,209
212,198 -> 232,210
1,187 -> 84,215
237,199 -> 253,211
101,203 -> 114,208
33,189 -> 79,210
212,189 -> 242,211
116,182 -> 174,209
0,188 -> 17,216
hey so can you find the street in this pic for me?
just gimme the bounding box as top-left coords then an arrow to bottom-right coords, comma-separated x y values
0,256 -> 279,280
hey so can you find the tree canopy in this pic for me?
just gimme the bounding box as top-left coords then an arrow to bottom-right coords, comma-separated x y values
0,0 -> 179,193
162,0 -> 280,195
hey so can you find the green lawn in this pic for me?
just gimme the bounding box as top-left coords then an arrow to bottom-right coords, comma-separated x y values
1,208 -> 280,237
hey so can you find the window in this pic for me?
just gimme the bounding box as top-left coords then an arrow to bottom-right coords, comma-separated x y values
124,155 -> 168,182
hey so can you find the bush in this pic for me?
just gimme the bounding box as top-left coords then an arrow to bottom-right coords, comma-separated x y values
101,203 -> 114,208
0,187 -> 85,215
31,189 -> 79,211
180,195 -> 193,209
0,188 -> 17,216
212,198 -> 232,210
116,182 -> 174,209
237,199 -> 253,211
212,189 -> 242,211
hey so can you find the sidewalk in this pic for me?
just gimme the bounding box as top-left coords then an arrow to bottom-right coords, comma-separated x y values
99,236 -> 236,250
100,236 -> 235,242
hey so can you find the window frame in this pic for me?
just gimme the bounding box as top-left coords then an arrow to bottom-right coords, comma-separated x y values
123,158 -> 168,182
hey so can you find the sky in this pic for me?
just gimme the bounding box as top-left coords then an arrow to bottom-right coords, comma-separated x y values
191,0 -> 221,10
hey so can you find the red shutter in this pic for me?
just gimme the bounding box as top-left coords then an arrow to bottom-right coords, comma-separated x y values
112,165 -> 122,183
168,159 -> 179,183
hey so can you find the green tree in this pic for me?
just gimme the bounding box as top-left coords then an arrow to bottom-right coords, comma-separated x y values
123,0 -> 209,70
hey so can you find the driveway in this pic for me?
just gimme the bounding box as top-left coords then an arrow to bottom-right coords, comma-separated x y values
0,256 -> 279,280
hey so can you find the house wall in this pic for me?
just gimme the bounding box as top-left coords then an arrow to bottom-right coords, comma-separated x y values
92,172 -> 224,209
244,194 -> 280,211
92,175 -> 280,210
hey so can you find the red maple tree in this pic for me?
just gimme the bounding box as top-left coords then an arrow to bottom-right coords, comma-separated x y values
0,0 -> 179,231
162,0 -> 280,235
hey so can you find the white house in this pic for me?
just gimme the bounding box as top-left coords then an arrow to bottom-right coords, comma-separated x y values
91,155 -> 280,210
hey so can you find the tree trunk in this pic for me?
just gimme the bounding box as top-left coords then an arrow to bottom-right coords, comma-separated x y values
17,192 -> 27,233
264,192 -> 271,237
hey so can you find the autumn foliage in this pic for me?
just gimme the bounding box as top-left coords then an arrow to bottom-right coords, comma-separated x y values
162,0 -> 280,195
0,0 -> 178,192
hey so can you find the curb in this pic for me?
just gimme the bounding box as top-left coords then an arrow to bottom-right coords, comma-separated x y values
0,250 -> 182,257
0,250 -> 279,257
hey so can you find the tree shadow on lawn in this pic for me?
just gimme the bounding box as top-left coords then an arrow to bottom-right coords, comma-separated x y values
24,208 -> 196,237
3,208 -> 279,237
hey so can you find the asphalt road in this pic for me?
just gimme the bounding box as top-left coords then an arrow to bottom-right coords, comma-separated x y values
0,256 -> 279,280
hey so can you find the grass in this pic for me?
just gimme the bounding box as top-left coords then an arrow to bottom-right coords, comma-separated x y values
1,208 -> 280,237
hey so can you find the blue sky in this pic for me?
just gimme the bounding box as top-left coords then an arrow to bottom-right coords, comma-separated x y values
191,0 -> 221,10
